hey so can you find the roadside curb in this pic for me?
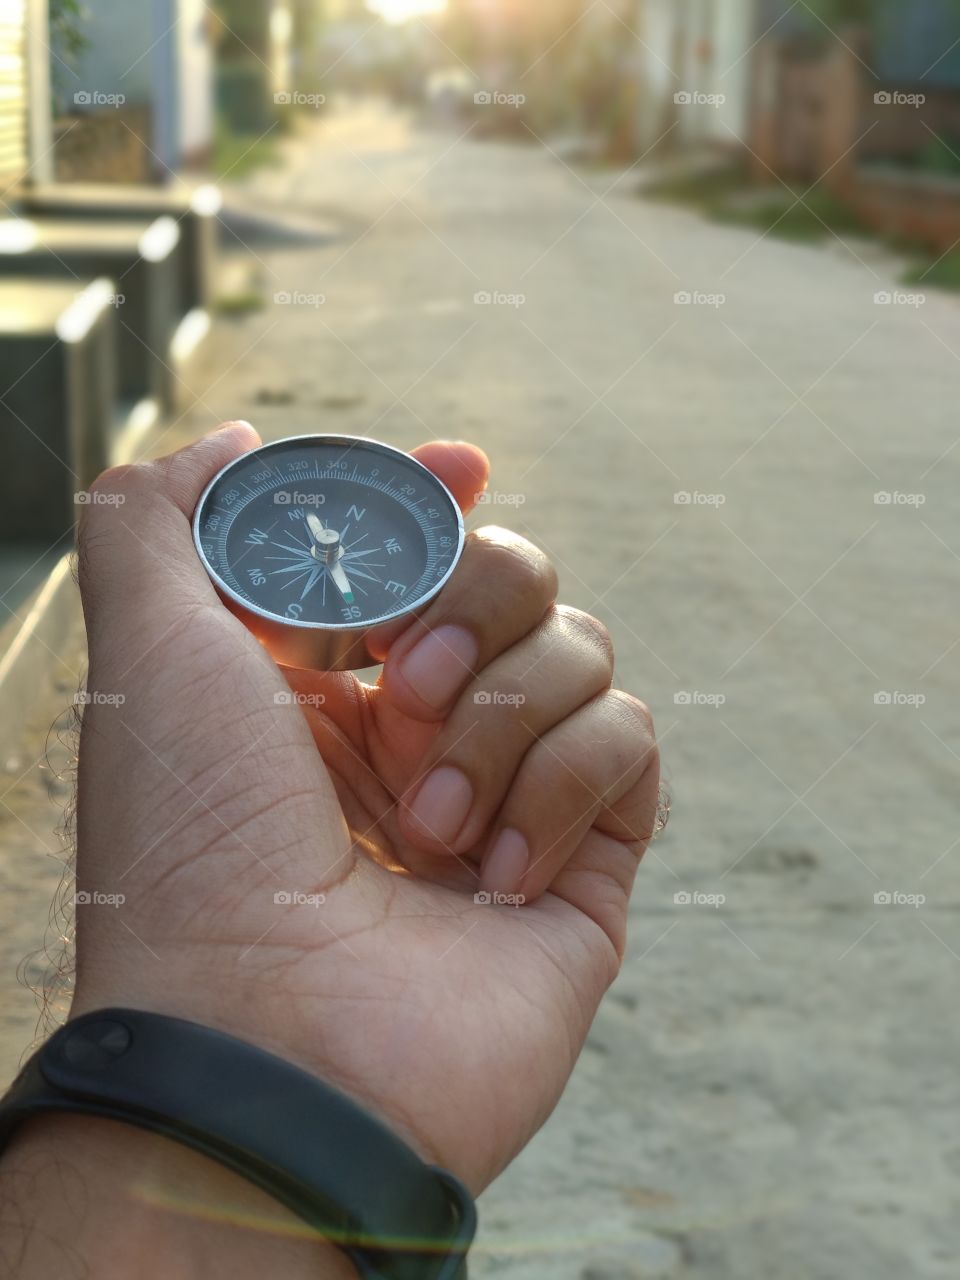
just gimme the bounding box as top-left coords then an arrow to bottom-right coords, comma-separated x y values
0,557 -> 82,758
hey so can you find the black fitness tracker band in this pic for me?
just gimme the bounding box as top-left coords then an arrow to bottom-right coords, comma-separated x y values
0,1008 -> 476,1279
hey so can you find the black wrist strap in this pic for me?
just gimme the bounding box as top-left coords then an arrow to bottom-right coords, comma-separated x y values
0,1008 -> 475,1279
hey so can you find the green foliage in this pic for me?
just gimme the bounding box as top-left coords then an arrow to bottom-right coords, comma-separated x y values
709,189 -> 869,241
212,124 -> 281,180
214,290 -> 267,317
902,250 -> 960,292
49,0 -> 88,104
49,0 -> 88,61
914,135 -> 960,177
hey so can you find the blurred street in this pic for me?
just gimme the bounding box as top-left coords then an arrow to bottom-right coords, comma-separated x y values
4,99 -> 960,1276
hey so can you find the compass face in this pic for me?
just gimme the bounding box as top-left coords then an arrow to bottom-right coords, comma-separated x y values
193,437 -> 465,631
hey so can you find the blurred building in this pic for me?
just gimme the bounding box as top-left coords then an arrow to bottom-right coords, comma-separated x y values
50,0 -> 215,182
751,0 -> 960,250
637,0 -> 756,153
215,0 -> 296,133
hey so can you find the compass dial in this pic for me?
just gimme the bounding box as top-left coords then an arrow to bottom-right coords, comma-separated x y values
193,437 -> 465,666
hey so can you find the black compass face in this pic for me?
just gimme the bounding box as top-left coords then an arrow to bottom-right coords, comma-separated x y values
193,437 -> 464,629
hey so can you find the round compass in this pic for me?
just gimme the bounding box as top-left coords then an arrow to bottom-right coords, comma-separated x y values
193,435 -> 466,670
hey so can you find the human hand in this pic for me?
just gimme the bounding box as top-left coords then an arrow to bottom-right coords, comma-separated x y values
70,424 -> 661,1196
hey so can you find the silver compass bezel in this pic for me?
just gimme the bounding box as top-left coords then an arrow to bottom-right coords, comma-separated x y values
192,434 -> 467,635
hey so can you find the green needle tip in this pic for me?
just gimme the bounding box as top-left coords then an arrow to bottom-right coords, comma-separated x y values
344,592 -> 354,603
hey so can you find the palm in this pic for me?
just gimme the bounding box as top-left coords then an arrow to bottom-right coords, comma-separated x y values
275,666 -> 624,1191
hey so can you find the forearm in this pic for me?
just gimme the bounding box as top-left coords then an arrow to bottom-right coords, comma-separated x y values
0,1115 -> 358,1280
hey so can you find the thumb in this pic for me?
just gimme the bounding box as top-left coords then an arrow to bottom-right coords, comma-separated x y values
78,423 -> 260,649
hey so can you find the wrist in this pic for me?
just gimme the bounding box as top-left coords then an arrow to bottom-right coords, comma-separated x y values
70,969 -> 448,1179
0,1113 -> 358,1280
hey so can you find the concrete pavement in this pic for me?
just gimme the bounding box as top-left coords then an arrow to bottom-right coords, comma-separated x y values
2,101 -> 959,1278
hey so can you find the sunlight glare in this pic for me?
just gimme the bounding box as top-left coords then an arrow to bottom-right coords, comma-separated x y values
366,0 -> 447,24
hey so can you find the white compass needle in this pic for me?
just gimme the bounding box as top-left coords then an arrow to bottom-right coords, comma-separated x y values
305,511 -> 355,604
328,559 -> 355,604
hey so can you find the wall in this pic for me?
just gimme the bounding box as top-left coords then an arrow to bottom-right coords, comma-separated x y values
54,0 -> 212,178
0,0 -> 28,192
175,0 -> 212,163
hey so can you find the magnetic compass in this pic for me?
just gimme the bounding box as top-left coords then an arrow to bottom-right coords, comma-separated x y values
193,435 -> 466,670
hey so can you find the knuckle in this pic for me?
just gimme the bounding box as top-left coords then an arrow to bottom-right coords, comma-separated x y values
467,527 -> 558,604
609,691 -> 660,757
556,606 -> 615,670
608,689 -> 657,740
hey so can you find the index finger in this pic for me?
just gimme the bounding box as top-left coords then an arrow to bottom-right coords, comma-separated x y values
410,439 -> 490,516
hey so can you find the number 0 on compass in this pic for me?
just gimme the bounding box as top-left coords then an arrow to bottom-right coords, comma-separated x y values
193,436 -> 466,671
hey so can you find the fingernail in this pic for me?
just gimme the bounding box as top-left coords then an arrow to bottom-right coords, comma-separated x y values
407,767 -> 473,845
481,829 -> 529,896
399,625 -> 478,710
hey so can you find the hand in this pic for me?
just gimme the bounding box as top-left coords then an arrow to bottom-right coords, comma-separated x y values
69,424 -> 660,1199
